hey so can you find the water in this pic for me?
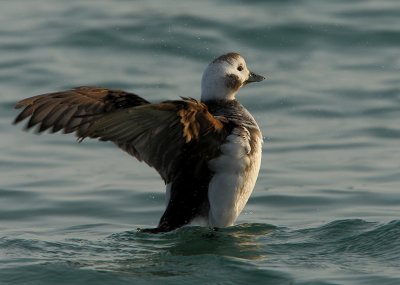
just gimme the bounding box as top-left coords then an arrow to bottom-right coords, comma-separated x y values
1,0 -> 400,284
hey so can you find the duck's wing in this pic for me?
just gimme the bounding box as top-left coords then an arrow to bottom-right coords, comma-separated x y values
14,88 -> 228,182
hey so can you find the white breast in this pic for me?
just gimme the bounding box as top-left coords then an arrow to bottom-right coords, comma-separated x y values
207,126 -> 262,228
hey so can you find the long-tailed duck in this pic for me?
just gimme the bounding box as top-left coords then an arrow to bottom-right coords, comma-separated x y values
13,52 -> 265,233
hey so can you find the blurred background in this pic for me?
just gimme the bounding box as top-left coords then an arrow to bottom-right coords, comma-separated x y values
1,1 -> 399,284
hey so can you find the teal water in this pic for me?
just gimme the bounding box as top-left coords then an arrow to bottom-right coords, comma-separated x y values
1,0 -> 400,284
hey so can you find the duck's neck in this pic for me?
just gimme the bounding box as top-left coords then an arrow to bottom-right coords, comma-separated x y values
201,93 -> 236,102
200,85 -> 237,101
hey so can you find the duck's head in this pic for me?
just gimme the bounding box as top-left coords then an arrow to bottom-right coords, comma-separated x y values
201,52 -> 265,101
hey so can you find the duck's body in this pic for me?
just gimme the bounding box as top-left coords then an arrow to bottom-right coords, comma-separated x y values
159,99 -> 262,232
14,52 -> 265,233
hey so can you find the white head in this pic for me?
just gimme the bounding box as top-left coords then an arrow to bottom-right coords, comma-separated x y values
201,52 -> 265,101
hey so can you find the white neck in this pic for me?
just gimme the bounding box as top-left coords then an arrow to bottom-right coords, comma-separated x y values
201,83 -> 237,101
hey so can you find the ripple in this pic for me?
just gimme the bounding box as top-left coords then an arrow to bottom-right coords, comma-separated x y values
359,127 -> 400,139
1,220 -> 400,284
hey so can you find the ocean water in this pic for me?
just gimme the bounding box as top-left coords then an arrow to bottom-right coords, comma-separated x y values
1,0 -> 400,284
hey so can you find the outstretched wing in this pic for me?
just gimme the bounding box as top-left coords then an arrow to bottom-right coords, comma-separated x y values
13,86 -> 150,134
14,88 -> 228,182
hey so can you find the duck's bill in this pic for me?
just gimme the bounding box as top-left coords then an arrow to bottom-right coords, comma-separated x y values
245,71 -> 265,84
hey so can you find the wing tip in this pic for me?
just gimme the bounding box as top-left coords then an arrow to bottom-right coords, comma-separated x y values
13,108 -> 29,125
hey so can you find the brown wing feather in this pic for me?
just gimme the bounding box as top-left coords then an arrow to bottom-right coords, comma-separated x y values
14,86 -> 150,134
14,89 -> 228,182
81,99 -> 227,181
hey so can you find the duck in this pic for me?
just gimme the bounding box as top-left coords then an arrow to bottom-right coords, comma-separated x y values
13,52 -> 265,233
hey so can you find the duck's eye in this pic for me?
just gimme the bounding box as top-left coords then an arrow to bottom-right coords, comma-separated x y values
237,65 -> 243,71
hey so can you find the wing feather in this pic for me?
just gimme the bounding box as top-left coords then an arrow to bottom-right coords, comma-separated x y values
14,86 -> 150,132
80,100 -> 227,181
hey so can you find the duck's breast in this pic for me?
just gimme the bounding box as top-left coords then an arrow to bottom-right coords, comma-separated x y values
207,125 -> 262,227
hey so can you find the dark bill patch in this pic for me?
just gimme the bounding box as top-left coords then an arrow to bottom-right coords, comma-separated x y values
225,74 -> 242,91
